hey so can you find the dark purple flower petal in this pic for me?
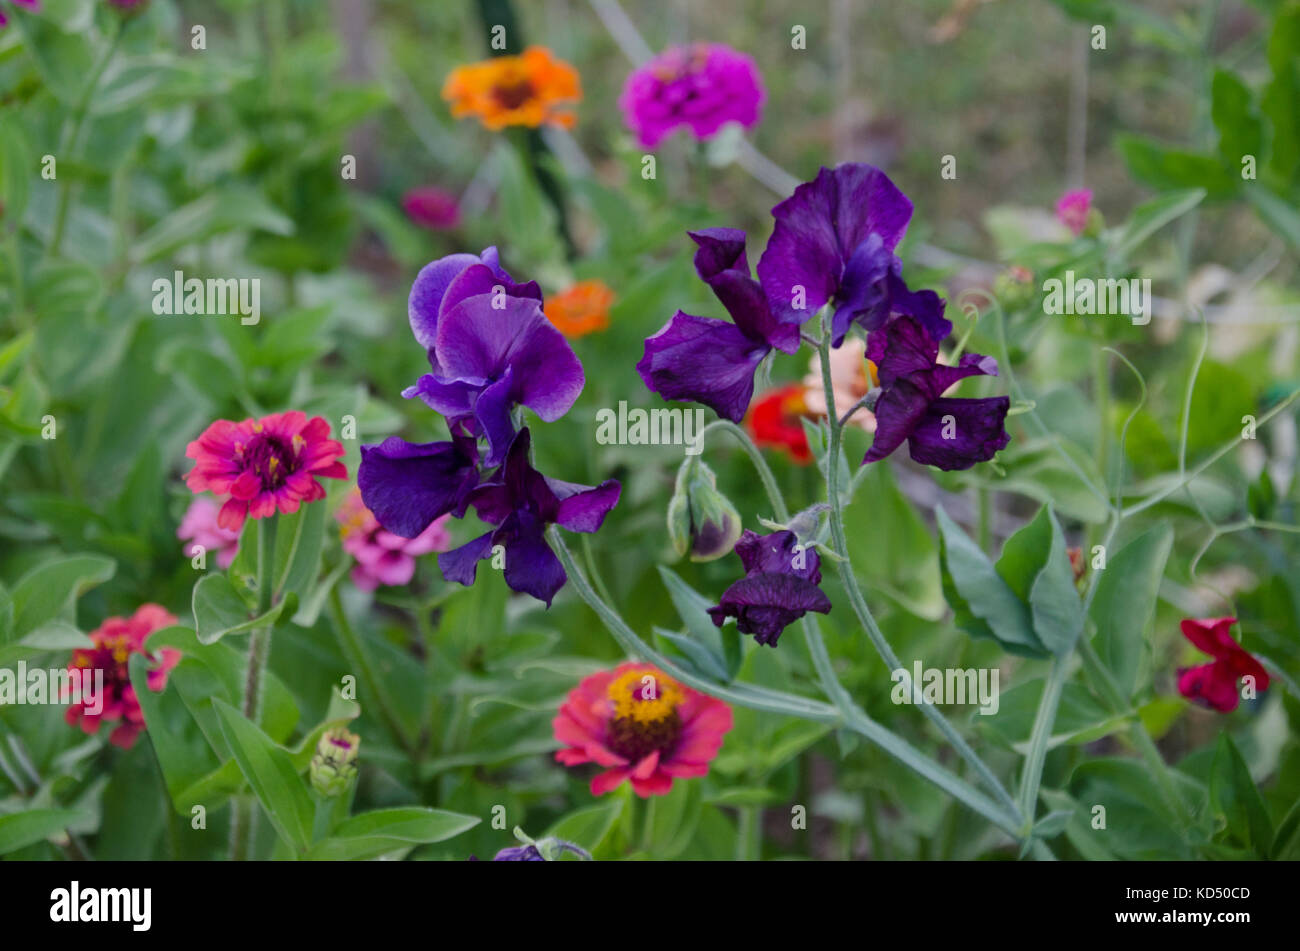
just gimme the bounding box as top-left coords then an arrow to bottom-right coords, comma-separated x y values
439,261 -> 542,320
409,253 -> 481,353
867,313 -> 941,386
689,228 -> 799,354
758,164 -> 913,326
636,311 -> 770,423
438,530 -> 496,586
358,436 -> 480,538
708,529 -> 830,647
905,396 -> 1011,471
550,478 -> 622,533
732,529 -> 820,583
499,510 -> 567,607
862,378 -> 930,465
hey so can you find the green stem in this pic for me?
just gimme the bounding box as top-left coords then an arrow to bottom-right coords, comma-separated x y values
48,21 -> 125,258
700,419 -> 789,521
232,516 -> 278,861
328,585 -> 418,756
1017,654 -> 1068,822
813,329 -> 1023,825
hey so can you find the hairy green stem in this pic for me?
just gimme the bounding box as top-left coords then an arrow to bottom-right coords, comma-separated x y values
328,586 -> 417,756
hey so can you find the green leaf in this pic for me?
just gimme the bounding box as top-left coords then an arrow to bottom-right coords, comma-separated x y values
192,573 -> 288,645
1032,809 -> 1074,839
1088,524 -> 1173,699
1271,796 -> 1300,860
1210,733 -> 1273,857
1109,189 -> 1206,264
653,626 -> 728,683
131,190 -> 294,265
273,501 -> 326,601
12,15 -> 94,105
0,809 -> 86,856
1211,70 -> 1265,168
1261,5 -> 1300,182
305,807 -> 481,861
544,797 -> 624,856
129,653 -> 224,812
1244,187 -> 1300,250
1116,135 -> 1238,197
0,619 -> 92,667
656,566 -> 728,679
936,507 -> 1045,657
995,505 -> 1054,601
213,697 -> 315,854
1028,508 -> 1084,656
0,118 -> 33,228
9,553 -> 115,638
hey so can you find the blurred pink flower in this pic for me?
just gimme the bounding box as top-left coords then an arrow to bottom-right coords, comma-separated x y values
65,604 -> 180,750
177,497 -> 241,569
619,43 -> 765,148
336,487 -> 450,591
0,0 -> 40,30
1056,188 -> 1093,237
402,187 -> 461,231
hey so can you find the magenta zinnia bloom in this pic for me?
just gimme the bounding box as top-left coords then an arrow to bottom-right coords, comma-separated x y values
1177,617 -> 1270,713
554,662 -> 733,798
184,411 -> 348,532
402,186 -> 461,231
1056,188 -> 1092,236
620,43 -> 765,149
336,487 -> 451,591
65,604 -> 180,750
177,497 -> 241,569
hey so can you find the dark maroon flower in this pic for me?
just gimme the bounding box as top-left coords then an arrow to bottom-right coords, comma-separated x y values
862,315 -> 1009,471
707,529 -> 831,647
637,228 -> 797,423
757,163 -> 948,346
439,428 -> 620,606
1177,617 -> 1270,713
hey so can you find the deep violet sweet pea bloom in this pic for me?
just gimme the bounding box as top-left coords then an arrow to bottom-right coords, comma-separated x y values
707,529 -> 831,647
405,289 -> 584,467
637,228 -> 796,423
757,163 -> 950,346
357,430 -> 480,539
1176,617 -> 1270,713
438,428 -> 620,607
619,43 -> 765,149
862,314 -> 1010,471
407,246 -> 541,367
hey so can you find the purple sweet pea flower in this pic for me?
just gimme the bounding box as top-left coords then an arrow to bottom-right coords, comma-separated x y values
707,529 -> 831,647
619,43 -> 765,149
357,430 -> 481,539
757,163 -> 950,346
405,288 -> 584,467
407,247 -> 541,367
439,428 -> 621,607
862,315 -> 1010,471
637,228 -> 797,423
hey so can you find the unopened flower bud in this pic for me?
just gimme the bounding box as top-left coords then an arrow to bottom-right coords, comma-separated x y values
667,457 -> 742,562
310,727 -> 360,796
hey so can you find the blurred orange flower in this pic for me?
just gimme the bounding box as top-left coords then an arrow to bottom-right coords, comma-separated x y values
747,384 -> 812,464
442,46 -> 581,130
544,279 -> 614,338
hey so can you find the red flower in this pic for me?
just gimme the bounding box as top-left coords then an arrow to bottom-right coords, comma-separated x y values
65,604 -> 180,749
184,411 -> 347,532
1176,617 -> 1269,713
746,384 -> 812,463
553,662 -> 732,798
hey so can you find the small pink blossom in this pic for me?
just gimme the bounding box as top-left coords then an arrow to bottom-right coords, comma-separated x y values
177,497 -> 241,569
336,487 -> 451,591
402,187 -> 461,231
1056,188 -> 1093,237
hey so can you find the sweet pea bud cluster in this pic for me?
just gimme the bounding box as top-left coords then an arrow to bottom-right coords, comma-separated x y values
666,456 -> 743,562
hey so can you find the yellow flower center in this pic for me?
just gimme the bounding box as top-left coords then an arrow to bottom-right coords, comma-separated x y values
604,668 -> 685,761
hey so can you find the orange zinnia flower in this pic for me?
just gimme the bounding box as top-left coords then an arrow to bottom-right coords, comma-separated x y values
543,279 -> 614,338
442,46 -> 581,130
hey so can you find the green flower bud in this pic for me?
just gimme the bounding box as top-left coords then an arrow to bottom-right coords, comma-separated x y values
666,457 -> 743,562
310,727 -> 360,797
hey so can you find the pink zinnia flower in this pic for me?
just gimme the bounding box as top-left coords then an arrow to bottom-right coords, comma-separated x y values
619,43 -> 765,149
1177,617 -> 1270,713
1056,188 -> 1093,237
0,0 -> 40,29
553,662 -> 733,798
184,411 -> 348,532
177,496 -> 241,569
65,604 -> 180,749
402,186 -> 461,231
336,487 -> 451,591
